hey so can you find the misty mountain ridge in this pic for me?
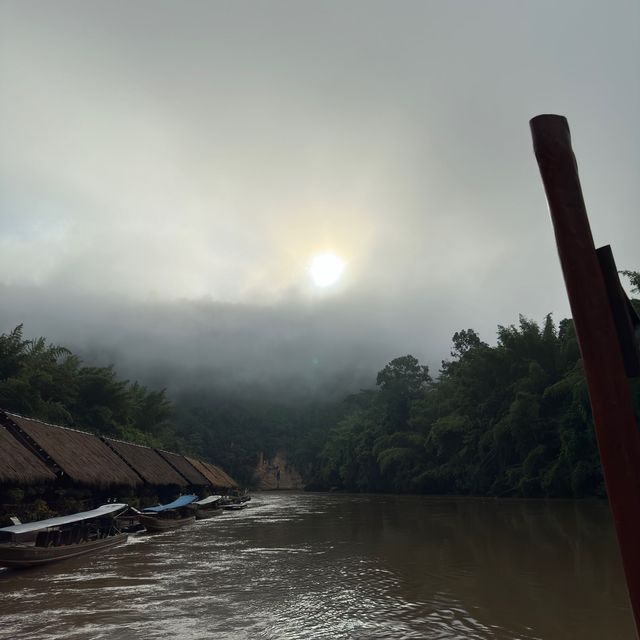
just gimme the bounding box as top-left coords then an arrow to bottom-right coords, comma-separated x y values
0,283 -> 449,403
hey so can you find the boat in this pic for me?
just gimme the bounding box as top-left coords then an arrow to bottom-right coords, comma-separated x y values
138,494 -> 197,532
193,495 -> 224,519
219,503 -> 247,511
0,503 -> 129,569
218,494 -> 249,511
114,507 -> 146,534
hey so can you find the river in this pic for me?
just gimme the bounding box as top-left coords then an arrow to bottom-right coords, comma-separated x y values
0,492 -> 635,639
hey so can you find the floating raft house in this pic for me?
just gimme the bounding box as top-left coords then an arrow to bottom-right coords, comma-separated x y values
186,456 -> 238,490
103,438 -> 187,487
0,423 -> 56,485
0,410 -> 238,490
3,412 -> 141,488
155,449 -> 209,486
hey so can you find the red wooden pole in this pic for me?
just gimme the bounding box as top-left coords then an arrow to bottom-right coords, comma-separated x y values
530,114 -> 640,633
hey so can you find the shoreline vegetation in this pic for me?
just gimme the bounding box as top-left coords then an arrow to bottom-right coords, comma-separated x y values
1,271 -> 638,506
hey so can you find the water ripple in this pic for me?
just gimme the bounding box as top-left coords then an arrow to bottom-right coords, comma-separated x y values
0,493 -> 634,639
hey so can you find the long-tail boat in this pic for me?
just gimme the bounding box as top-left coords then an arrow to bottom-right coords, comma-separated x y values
193,495 -> 224,519
138,494 -> 197,532
218,493 -> 251,511
0,503 -> 128,569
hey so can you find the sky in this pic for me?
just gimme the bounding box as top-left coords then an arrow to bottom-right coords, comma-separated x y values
1,1 -> 639,399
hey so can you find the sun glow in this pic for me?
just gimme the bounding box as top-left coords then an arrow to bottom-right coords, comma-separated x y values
309,252 -> 345,288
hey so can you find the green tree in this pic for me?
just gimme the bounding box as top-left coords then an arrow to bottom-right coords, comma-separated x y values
376,355 -> 432,431
620,270 -> 640,295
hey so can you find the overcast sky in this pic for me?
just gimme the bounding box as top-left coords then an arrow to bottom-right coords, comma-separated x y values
1,1 -> 638,398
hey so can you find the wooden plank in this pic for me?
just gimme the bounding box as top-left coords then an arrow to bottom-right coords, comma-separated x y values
530,114 -> 640,634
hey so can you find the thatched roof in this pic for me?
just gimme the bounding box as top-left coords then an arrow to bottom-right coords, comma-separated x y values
4,412 -> 142,488
185,457 -> 222,487
186,456 -> 238,489
206,461 -> 238,489
0,410 -> 238,491
154,449 -> 209,485
103,438 -> 187,486
0,422 -> 57,484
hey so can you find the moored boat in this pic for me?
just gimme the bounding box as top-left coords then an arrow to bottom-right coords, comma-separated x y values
219,503 -> 247,511
219,499 -> 248,511
193,495 -> 224,519
114,507 -> 146,534
218,492 -> 251,510
0,503 -> 128,569
138,494 -> 197,532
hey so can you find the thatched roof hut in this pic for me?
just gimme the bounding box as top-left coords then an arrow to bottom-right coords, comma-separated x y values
0,423 -> 57,485
186,456 -> 238,489
3,412 -> 142,488
185,457 -> 221,487
103,438 -> 187,486
154,449 -> 209,486
204,461 -> 238,489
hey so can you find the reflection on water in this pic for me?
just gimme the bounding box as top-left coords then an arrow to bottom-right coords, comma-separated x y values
0,493 -> 635,639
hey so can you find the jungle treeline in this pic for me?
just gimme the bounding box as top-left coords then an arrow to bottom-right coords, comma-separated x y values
313,271 -> 640,497
0,323 -> 335,485
1,271 -> 638,497
0,324 -> 184,452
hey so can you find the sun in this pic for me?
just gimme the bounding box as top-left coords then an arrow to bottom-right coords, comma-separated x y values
309,252 -> 345,288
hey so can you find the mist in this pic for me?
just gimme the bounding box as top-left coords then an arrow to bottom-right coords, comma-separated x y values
0,282 -> 474,401
1,1 -> 638,402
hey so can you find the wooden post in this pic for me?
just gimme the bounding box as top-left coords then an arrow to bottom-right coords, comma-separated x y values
530,114 -> 640,634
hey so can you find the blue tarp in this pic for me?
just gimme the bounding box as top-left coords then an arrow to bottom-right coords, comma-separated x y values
142,494 -> 197,513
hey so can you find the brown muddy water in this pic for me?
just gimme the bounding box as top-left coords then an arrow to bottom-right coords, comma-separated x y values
0,492 -> 635,639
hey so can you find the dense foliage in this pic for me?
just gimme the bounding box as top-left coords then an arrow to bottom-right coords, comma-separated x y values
171,393 -> 347,486
315,272 -> 640,497
0,324 -> 183,450
0,324 -> 339,486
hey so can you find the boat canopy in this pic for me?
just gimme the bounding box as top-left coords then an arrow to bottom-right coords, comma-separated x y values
0,503 -> 128,535
142,494 -> 197,513
194,495 -> 222,506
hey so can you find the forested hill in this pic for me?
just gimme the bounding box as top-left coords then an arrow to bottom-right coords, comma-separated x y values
0,324 -> 343,484
1,271 -> 638,496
